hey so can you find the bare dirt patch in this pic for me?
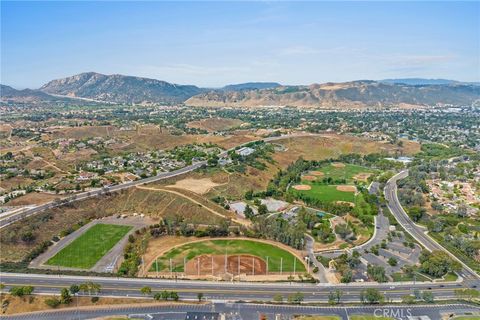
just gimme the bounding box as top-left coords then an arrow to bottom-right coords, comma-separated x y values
336,201 -> 355,207
353,172 -> 372,182
303,175 -> 316,181
292,184 -> 311,191
184,254 -> 266,276
309,171 -> 324,177
187,118 -> 245,132
332,162 -> 345,168
336,185 -> 357,192
166,178 -> 225,195
6,192 -> 62,206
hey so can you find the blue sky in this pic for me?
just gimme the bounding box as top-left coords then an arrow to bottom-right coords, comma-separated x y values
1,1 -> 479,88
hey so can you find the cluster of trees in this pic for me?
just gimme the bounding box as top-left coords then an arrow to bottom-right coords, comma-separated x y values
252,215 -> 306,250
367,264 -> 388,283
148,218 -> 232,239
419,250 -> 461,278
226,141 -> 275,173
44,283 -> 101,308
139,286 -> 179,301
9,286 -> 34,297
118,229 -> 148,277
331,251 -> 361,283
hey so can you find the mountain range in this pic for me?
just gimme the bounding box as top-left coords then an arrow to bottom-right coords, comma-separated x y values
1,72 -> 479,108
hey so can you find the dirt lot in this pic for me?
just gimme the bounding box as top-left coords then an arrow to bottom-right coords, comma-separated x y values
184,254 -> 266,276
292,184 -> 312,190
166,178 -> 225,195
353,172 -> 372,182
6,192 -> 62,206
336,185 -> 357,192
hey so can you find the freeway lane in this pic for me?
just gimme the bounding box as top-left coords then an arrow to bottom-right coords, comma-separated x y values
2,302 -> 479,320
0,273 -> 469,303
0,133 -> 321,229
384,170 -> 480,282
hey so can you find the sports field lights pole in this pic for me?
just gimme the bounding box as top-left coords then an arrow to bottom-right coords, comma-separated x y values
170,258 -> 172,277
280,257 -> 283,275
266,256 -> 269,275
252,256 -> 255,276
294,258 -> 296,276
197,257 -> 200,276
155,259 -> 158,278
184,257 -> 186,276
211,255 -> 214,276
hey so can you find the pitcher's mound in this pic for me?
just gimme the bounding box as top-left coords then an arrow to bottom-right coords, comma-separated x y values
310,171 -> 325,176
332,162 -> 345,168
293,184 -> 311,191
303,175 -> 317,181
336,185 -> 357,192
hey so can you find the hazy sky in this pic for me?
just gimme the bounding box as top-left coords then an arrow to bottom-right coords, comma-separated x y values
1,1 -> 479,88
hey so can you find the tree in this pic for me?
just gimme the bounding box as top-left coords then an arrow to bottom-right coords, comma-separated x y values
360,288 -> 384,304
388,257 -> 398,266
419,250 -> 461,278
367,264 -> 388,282
328,289 -> 343,305
273,294 -> 283,302
197,292 -> 204,302
422,291 -> 434,303
455,288 -> 480,301
140,286 -> 152,296
244,205 -> 254,219
60,288 -> 72,304
169,291 -> 179,301
153,292 -> 162,300
407,206 -> 425,222
288,292 -> 304,303
9,286 -> 34,297
160,290 -> 170,300
258,204 -> 268,215
401,295 -> 416,304
69,284 -> 80,296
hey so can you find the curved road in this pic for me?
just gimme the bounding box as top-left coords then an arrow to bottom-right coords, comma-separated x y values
384,170 -> 479,282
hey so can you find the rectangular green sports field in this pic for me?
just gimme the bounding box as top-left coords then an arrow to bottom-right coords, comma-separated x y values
293,184 -> 355,203
46,223 -> 132,269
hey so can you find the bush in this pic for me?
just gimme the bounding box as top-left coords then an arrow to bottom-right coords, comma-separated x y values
91,296 -> 99,303
45,298 -> 61,308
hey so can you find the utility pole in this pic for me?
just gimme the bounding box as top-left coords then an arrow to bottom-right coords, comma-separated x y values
294,258 -> 296,276
211,255 -> 214,276
238,255 -> 240,277
170,258 -> 172,277
184,257 -> 186,276
155,259 -> 158,278
197,257 -> 200,276
280,258 -> 283,275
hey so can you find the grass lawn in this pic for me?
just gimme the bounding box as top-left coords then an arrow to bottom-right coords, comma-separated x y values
150,239 -> 305,273
46,223 -> 132,269
442,272 -> 459,282
314,163 -> 375,183
292,184 -> 355,203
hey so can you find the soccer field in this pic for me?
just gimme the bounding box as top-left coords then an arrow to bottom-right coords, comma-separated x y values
150,239 -> 305,273
46,223 -> 132,269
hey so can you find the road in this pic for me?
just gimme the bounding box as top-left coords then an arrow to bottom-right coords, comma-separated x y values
384,170 -> 480,282
0,272 -> 472,304
0,133 -> 320,229
1,301 -> 478,320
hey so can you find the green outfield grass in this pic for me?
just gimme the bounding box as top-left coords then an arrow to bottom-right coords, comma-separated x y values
150,239 -> 305,273
46,223 -> 132,269
292,184 -> 355,203
313,163 -> 376,183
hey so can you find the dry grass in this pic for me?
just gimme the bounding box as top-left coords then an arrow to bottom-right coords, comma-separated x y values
0,176 -> 34,192
187,118 -> 245,132
0,187 -> 227,262
166,178 -> 225,195
0,294 -> 182,315
6,192 -> 62,206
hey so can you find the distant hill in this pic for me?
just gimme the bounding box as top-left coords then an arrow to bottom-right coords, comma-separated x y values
186,81 -> 480,108
40,72 -> 205,104
380,78 -> 463,86
0,84 -> 63,103
222,82 -> 281,91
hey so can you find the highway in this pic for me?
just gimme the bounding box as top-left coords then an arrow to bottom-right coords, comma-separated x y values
384,170 -> 480,282
0,272 -> 472,303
